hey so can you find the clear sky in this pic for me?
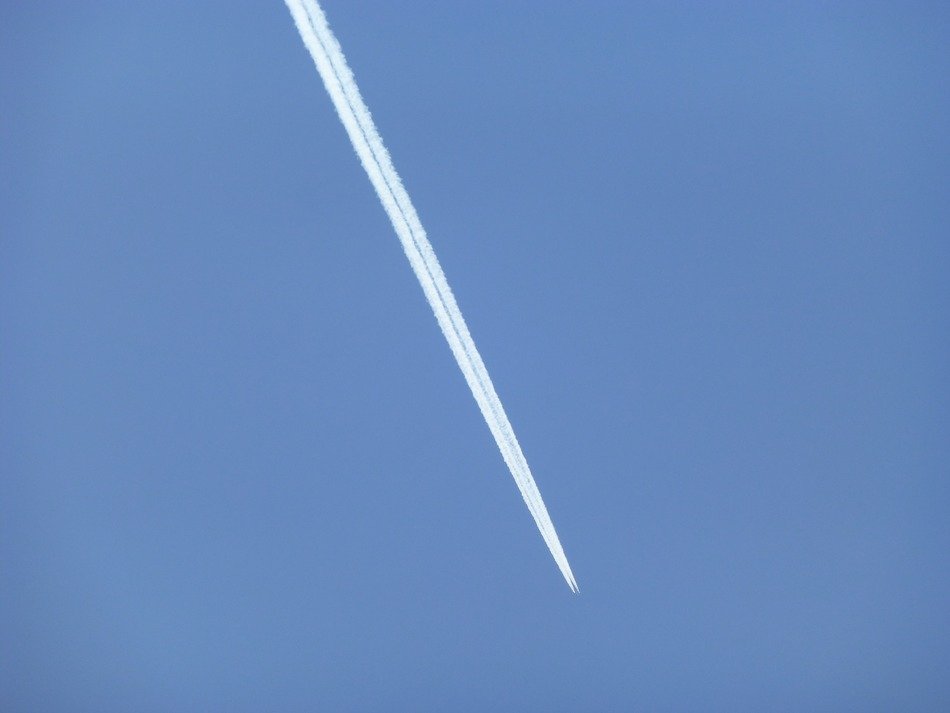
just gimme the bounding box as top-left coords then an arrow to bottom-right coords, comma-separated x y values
2,2 -> 948,711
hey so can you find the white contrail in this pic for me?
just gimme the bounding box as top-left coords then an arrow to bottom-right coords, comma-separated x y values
284,0 -> 578,592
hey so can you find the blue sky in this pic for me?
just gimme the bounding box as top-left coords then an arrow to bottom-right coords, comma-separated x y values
2,2 -> 948,711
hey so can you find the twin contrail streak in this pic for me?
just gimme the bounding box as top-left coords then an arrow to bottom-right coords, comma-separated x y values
284,0 -> 578,592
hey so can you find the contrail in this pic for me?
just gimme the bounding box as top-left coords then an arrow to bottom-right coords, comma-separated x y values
284,0 -> 578,592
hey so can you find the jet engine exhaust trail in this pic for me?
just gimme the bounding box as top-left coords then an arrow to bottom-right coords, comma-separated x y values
284,0 -> 578,592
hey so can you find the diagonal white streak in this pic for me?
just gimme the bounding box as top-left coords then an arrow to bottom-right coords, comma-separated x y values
284,0 -> 578,592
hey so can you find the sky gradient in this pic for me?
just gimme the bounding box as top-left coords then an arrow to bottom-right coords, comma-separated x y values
2,2 -> 948,711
